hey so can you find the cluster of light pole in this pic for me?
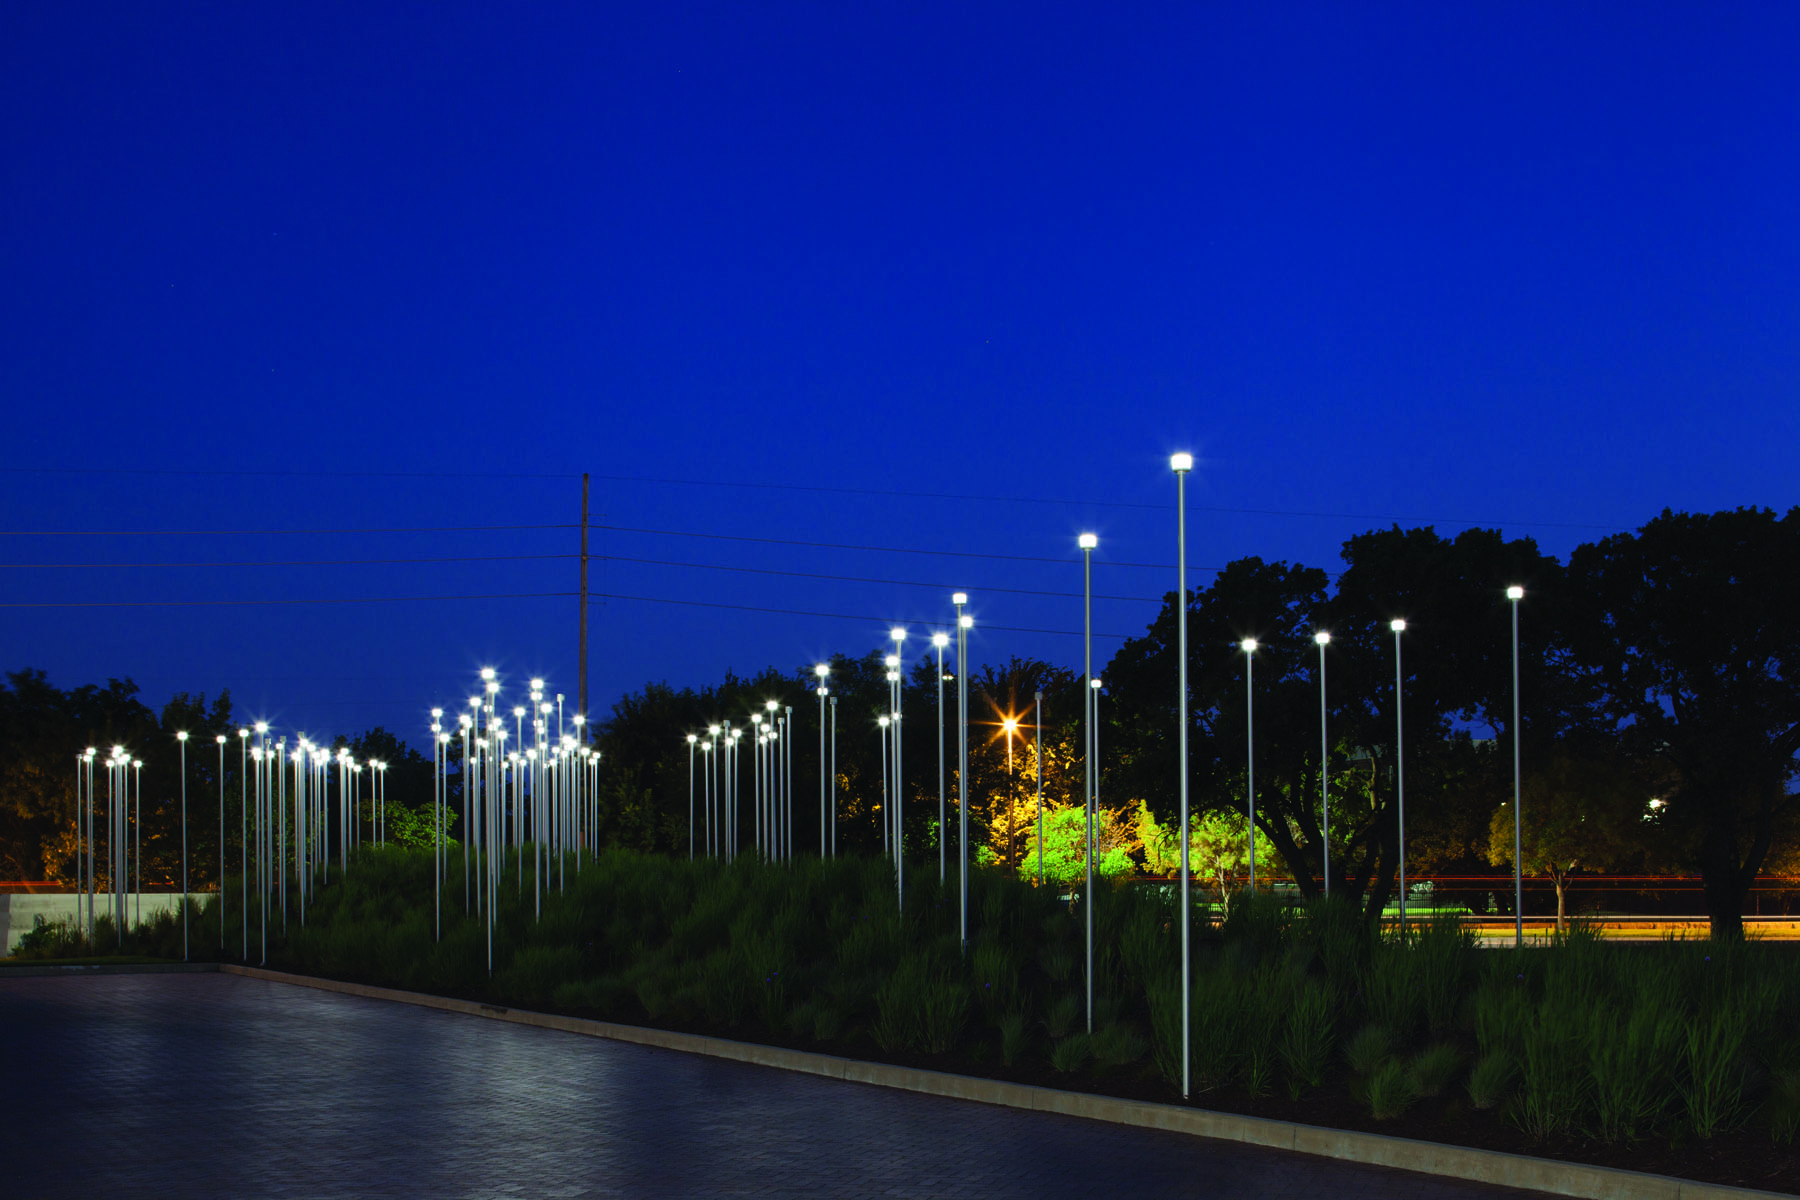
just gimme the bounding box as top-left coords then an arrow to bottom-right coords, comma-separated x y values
70,745 -> 141,947
679,603 -> 980,939
431,669 -> 602,973
71,667 -> 602,971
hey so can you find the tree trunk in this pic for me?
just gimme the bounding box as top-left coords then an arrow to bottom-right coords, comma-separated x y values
1553,872 -> 1566,934
1698,805 -> 1774,942
1702,869 -> 1747,941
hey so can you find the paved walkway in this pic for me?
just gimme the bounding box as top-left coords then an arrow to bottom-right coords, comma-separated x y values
0,974 -> 1542,1198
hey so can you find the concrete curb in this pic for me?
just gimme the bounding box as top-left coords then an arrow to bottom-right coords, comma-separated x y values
218,965 -> 1789,1200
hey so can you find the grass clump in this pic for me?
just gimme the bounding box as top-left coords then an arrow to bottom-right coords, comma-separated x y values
1411,1044 -> 1462,1099
1467,1052 -> 1517,1111
1345,1023 -> 1395,1077
1279,982 -> 1336,1097
1050,1032 -> 1093,1073
1366,1058 -> 1422,1120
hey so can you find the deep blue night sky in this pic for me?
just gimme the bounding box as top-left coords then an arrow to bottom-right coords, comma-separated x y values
3,4 -> 1796,744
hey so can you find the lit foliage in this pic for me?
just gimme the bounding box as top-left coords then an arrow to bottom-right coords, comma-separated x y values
1004,800 -> 1136,886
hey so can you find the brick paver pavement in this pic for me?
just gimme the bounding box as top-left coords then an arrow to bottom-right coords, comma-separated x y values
0,974 -> 1544,1198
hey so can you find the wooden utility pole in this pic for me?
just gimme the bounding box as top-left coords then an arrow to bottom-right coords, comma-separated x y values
578,473 -> 590,733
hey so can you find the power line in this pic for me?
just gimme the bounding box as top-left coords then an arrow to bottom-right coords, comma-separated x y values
0,524 -> 577,537
593,554 -> 1163,602
0,586 -> 1137,638
587,592 -> 1132,639
0,466 -> 582,482
0,591 -> 571,608
597,523 -> 1187,569
0,547 -> 1165,601
0,553 -> 577,568
0,464 -> 1625,529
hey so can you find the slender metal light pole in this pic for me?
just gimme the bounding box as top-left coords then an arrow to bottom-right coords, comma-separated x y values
429,712 -> 442,935
213,736 -> 224,947
81,750 -> 92,943
1078,532 -> 1097,1032
132,758 -> 142,929
724,722 -> 735,861
1507,585 -> 1525,947
933,634 -> 948,882
891,628 -> 906,899
702,738 -> 715,858
686,734 -> 697,860
828,702 -> 837,857
709,724 -> 722,857
1002,718 -> 1018,868
815,664 -> 830,858
237,729 -> 248,959
1314,633 -> 1331,897
1242,639 -> 1257,894
1391,619 -> 1408,935
954,593 -> 970,951
878,715 -> 890,854
1035,690 -> 1044,887
72,754 -> 81,942
784,704 -> 794,863
1171,451 -> 1193,1100
177,732 -> 189,960
769,700 -> 782,858
882,657 -> 897,860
